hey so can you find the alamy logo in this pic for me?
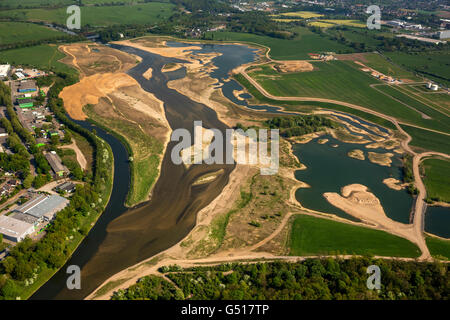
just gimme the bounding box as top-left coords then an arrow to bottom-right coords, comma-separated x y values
366,265 -> 381,290
366,5 -> 381,30
67,5 -> 81,30
170,121 -> 279,175
66,265 -> 81,290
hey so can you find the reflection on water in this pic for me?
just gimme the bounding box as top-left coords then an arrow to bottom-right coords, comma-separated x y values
425,206 -> 450,239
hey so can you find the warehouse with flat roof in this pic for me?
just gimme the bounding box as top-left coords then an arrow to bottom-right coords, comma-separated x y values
13,194 -> 69,222
0,215 -> 35,242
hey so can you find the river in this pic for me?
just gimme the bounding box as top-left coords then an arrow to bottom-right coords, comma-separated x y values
32,41 -> 448,299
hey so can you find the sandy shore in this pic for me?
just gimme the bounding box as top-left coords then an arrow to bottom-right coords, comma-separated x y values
323,184 -> 428,256
368,152 -> 394,167
348,149 -> 365,161
143,67 -> 153,80
383,178 -> 407,191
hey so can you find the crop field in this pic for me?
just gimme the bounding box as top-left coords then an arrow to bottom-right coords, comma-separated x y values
0,0 -> 148,8
247,60 -> 449,133
355,53 -> 419,81
385,51 -> 450,87
0,2 -> 175,27
401,124 -> 450,154
318,19 -> 366,28
0,22 -> 66,45
209,27 -> 354,60
277,11 -> 323,19
422,158 -> 450,203
308,21 -> 336,28
373,84 -> 450,133
0,44 -> 77,75
289,215 -> 420,257
392,83 -> 450,116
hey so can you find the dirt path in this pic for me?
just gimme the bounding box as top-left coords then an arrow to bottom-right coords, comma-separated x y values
60,140 -> 88,170
370,84 -> 431,119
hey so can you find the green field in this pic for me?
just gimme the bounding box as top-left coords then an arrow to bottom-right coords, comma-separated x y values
234,73 -> 398,130
209,27 -> 354,60
426,236 -> 450,260
361,53 -> 419,81
248,60 -> 450,133
0,0 -> 145,7
422,158 -> 450,203
385,51 -> 450,87
401,124 -> 450,154
290,215 -> 421,257
0,44 -> 77,75
0,2 -> 175,27
0,22 -> 66,45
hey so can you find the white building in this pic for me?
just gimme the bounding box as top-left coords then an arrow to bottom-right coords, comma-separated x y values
0,215 -> 35,242
0,64 -> 10,78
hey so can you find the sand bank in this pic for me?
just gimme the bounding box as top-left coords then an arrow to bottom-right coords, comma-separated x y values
348,149 -> 365,160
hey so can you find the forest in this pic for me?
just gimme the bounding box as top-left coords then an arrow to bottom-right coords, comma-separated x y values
112,258 -> 449,300
265,115 -> 336,138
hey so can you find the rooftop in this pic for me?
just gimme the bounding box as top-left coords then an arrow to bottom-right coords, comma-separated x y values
0,215 -> 34,239
14,194 -> 69,218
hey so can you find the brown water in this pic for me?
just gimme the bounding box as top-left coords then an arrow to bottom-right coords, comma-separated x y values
32,44 -> 241,299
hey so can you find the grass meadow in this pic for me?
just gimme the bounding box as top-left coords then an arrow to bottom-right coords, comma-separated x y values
209,27 -> 355,60
0,44 -> 77,75
422,158 -> 450,203
0,2 -> 175,27
0,22 -> 66,45
289,215 -> 421,258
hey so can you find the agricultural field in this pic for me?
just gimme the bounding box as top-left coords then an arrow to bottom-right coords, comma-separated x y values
384,51 -> 450,87
0,44 -> 77,75
338,52 -> 419,81
277,11 -> 323,19
372,84 -> 450,133
401,124 -> 450,155
309,21 -> 336,28
0,0 -> 148,8
0,2 -> 175,27
210,27 -> 354,60
247,60 -> 450,133
0,22 -> 66,45
392,83 -> 450,116
316,19 -> 366,28
289,215 -> 420,258
422,158 -> 450,203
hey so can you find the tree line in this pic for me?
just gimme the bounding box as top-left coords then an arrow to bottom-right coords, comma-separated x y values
112,257 -> 449,300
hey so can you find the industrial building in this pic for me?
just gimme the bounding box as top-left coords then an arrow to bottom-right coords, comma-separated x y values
0,64 -> 10,78
13,194 -> 69,222
0,215 -> 35,242
45,151 -> 69,177
17,80 -> 37,93
55,181 -> 77,194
